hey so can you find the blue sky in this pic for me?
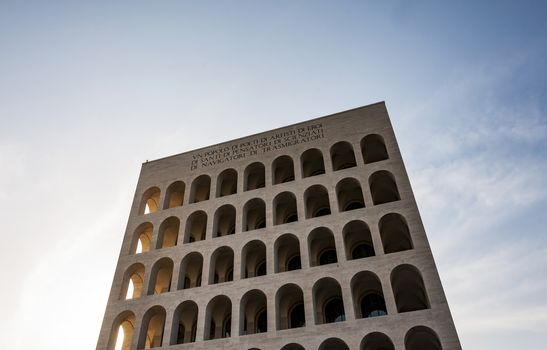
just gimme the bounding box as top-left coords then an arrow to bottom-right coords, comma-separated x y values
1,1 -> 546,349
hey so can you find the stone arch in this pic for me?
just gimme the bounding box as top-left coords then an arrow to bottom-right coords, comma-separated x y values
330,141 -> 357,171
312,277 -> 345,324
170,300 -> 198,345
163,181 -> 185,209
240,289 -> 268,335
137,305 -> 166,349
308,227 -> 337,267
156,216 -> 179,249
216,168 -> 238,197
209,246 -> 234,284
304,184 -> 331,218
244,162 -> 265,191
361,134 -> 388,164
213,204 -> 236,238
243,198 -> 266,231
274,233 -> 301,273
360,332 -> 395,350
391,264 -> 430,312
120,263 -> 145,300
131,222 -> 153,254
184,210 -> 207,243
405,326 -> 442,350
343,220 -> 375,260
301,148 -> 325,178
205,295 -> 232,340
273,191 -> 298,225
319,338 -> 349,350
177,252 -> 203,290
369,170 -> 400,205
139,186 -> 160,215
336,177 -> 365,211
276,283 -> 305,330
272,155 -> 295,184
189,175 -> 211,203
351,271 -> 387,319
107,310 -> 135,350
241,240 -> 267,279
379,213 -> 413,253
147,257 -> 173,295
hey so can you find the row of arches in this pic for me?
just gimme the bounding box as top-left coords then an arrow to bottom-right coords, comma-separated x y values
111,267 -> 432,349
139,134 -> 390,215
132,173 -> 402,253
125,215 -> 413,299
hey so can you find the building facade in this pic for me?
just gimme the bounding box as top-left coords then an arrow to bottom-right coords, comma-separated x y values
96,102 -> 461,350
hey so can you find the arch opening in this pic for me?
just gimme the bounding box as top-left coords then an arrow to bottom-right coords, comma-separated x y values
330,141 -> 357,171
319,338 -> 350,350
177,252 -> 203,290
391,264 -> 430,312
369,170 -> 400,205
139,187 -> 160,215
343,220 -> 375,260
184,211 -> 207,243
157,216 -> 179,249
213,204 -> 236,237
379,213 -> 413,254
308,227 -> 337,267
304,185 -> 331,219
189,175 -> 211,203
313,277 -> 345,324
131,222 -> 153,254
163,181 -> 185,209
405,326 -> 442,350
244,162 -> 265,191
301,148 -> 325,177
138,306 -> 166,349
209,246 -> 234,284
273,191 -> 298,225
351,271 -> 387,319
170,301 -> 198,345
216,168 -> 238,197
121,263 -> 145,300
108,311 -> 135,350
148,258 -> 173,295
361,134 -> 388,164
336,177 -> 365,212
274,234 -> 301,273
360,332 -> 395,350
240,289 -> 268,335
243,198 -> 266,231
205,295 -> 232,340
276,283 -> 305,330
272,155 -> 295,184
242,240 -> 267,279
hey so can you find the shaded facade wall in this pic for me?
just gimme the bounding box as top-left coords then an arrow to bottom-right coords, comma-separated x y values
97,102 -> 461,350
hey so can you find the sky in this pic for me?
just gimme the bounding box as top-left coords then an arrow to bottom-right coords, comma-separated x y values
1,1 -> 546,349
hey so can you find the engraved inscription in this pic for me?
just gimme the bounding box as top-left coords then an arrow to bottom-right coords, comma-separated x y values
191,123 -> 324,170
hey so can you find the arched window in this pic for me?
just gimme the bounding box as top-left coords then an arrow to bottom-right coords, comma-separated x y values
276,283 -> 305,330
336,177 -> 365,211
170,301 -> 198,345
274,234 -> 301,273
360,332 -> 395,350
244,162 -> 265,191
121,263 -> 145,300
369,170 -> 400,205
108,311 -> 135,350
205,295 -> 232,340
391,264 -> 430,312
240,289 -> 268,335
308,227 -> 337,267
405,326 -> 442,350
163,181 -> 185,209
213,204 -> 236,237
304,185 -> 331,218
157,216 -> 179,249
177,252 -> 203,290
209,246 -> 234,284
379,213 -> 413,253
343,220 -> 375,260
242,240 -> 266,279
361,134 -> 388,164
137,306 -> 166,349
216,168 -> 238,197
273,191 -> 298,225
272,155 -> 295,184
148,258 -> 173,295
301,148 -> 325,177
243,198 -> 266,231
313,277 -> 345,324
184,211 -> 207,243
351,271 -> 387,319
319,338 -> 350,350
330,141 -> 357,171
189,175 -> 211,203
280,344 -> 305,350
139,187 -> 161,215
131,222 -> 153,254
